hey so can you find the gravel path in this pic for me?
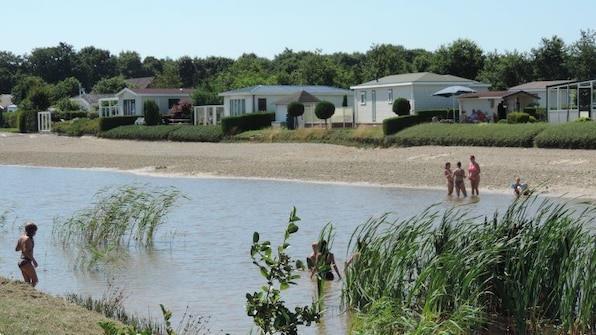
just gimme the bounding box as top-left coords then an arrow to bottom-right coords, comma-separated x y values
1,133 -> 595,199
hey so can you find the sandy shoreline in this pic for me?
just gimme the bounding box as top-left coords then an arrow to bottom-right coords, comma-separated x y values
1,133 -> 595,199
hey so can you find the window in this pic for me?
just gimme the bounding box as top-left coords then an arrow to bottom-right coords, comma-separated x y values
489,99 -> 495,108
258,98 -> 267,112
360,91 -> 367,105
123,99 -> 136,116
168,99 -> 180,109
230,99 -> 246,116
387,89 -> 393,103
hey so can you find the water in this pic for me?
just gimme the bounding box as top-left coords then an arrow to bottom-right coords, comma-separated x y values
0,165 -> 533,334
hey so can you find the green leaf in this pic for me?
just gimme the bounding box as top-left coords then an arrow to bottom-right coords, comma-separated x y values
280,282 -> 289,290
287,223 -> 299,234
296,260 -> 304,270
253,232 -> 259,243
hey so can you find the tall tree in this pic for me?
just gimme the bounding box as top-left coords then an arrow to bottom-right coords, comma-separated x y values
27,42 -> 79,83
363,44 -> 409,81
177,56 -> 197,87
568,29 -> 596,80
117,51 -> 144,78
211,53 -> 276,92
432,39 -> 485,80
478,51 -> 533,90
0,51 -> 23,93
531,36 -> 570,80
142,56 -> 163,76
153,61 -> 183,88
92,76 -> 128,94
77,46 -> 117,90
51,76 -> 81,100
10,76 -> 46,104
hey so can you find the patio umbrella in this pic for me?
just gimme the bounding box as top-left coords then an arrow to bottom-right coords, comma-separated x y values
432,86 -> 477,120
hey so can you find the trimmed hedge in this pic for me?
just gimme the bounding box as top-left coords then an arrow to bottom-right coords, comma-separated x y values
416,109 -> 450,122
392,98 -> 411,116
168,125 -> 224,142
386,123 -> 548,147
53,118 -> 99,136
3,112 -> 18,128
52,111 -> 88,121
535,122 -> 596,149
18,110 -> 38,133
143,100 -> 161,126
98,116 -> 139,132
507,112 -> 531,124
99,125 -> 182,141
383,115 -> 421,135
221,112 -> 275,135
233,127 -> 384,147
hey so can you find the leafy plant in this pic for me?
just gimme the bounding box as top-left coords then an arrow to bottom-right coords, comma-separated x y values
246,208 -> 321,334
287,102 -> 304,130
314,101 -> 335,128
392,98 -> 411,116
144,100 -> 161,126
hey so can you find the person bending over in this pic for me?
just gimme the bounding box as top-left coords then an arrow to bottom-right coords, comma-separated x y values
15,222 -> 39,287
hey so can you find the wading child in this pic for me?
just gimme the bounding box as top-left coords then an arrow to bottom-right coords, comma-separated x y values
444,162 -> 454,196
453,162 -> 467,198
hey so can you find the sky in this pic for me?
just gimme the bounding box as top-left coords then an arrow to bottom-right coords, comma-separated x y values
3,0 -> 595,59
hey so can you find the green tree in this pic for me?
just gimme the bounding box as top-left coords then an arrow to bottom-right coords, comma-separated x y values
287,101 -> 305,130
51,76 -> 81,101
11,76 -> 46,104
0,51 -> 23,93
92,76 -> 127,94
531,36 -> 570,80
478,51 -> 533,90
211,53 -> 276,92
177,56 -> 197,88
432,39 -> 485,79
153,62 -> 183,88
28,85 -> 52,111
315,101 -> 335,128
27,42 -> 79,83
117,51 -> 144,78
77,46 -> 118,90
392,98 -> 411,116
363,44 -> 409,81
143,100 -> 161,125
294,51 -> 338,86
142,56 -> 163,77
192,86 -> 222,106
568,29 -> 596,80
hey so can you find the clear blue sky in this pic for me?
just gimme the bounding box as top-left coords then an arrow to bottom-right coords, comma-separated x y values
4,0 -> 595,59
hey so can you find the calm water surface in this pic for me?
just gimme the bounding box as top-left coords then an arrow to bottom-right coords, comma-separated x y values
0,166 -> 531,334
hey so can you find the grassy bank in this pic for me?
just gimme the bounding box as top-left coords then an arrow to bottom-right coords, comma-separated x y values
232,127 -> 385,147
0,277 -> 116,335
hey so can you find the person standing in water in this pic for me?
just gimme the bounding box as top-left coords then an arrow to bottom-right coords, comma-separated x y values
468,155 -> 481,196
307,240 -> 342,281
444,162 -> 454,196
15,222 -> 39,287
453,162 -> 467,198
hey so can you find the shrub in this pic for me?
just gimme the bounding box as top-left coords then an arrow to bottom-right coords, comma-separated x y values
143,100 -> 161,126
315,101 -> 335,127
392,98 -> 411,116
168,125 -> 223,142
28,86 -> 52,111
221,112 -> 275,135
53,118 -> 99,136
233,127 -> 385,147
575,117 -> 592,122
52,110 -> 88,121
287,102 -> 305,130
18,110 -> 38,133
386,123 -> 548,147
99,125 -> 181,141
535,122 -> 596,149
55,98 -> 81,112
4,112 -> 19,128
507,112 -> 530,124
382,115 -> 421,135
416,109 -> 449,122
98,116 -> 139,132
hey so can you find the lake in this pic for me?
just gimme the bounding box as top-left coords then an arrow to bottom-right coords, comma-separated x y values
0,165 -> 531,334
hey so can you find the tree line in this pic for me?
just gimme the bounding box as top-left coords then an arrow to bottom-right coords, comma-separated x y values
0,30 -> 594,108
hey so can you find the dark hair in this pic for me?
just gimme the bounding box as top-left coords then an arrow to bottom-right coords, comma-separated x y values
457,161 -> 462,168
24,222 -> 38,237
445,162 -> 451,169
470,155 -> 475,160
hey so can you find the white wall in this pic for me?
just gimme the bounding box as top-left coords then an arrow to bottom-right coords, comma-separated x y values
354,85 -> 413,124
117,92 -> 190,116
413,84 -> 489,111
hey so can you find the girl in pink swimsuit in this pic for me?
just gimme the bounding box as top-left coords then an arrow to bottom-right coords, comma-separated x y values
468,155 -> 481,196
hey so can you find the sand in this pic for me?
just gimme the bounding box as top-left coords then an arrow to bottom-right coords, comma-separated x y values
1,133 -> 595,199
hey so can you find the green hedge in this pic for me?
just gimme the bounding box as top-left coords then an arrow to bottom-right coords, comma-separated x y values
383,115 -> 421,135
18,110 -> 38,133
507,112 -> 531,124
535,122 -> 596,149
98,116 -> 139,132
99,125 -> 181,141
416,109 -> 450,122
3,112 -> 18,128
52,111 -> 89,121
168,125 -> 224,142
386,123 -> 548,147
53,118 -> 99,136
221,112 -> 275,135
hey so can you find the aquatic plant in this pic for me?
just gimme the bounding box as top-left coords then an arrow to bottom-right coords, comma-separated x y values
246,207 -> 321,335
343,196 -> 596,334
53,184 -> 185,267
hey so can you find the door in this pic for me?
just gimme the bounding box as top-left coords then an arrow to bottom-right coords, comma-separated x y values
371,90 -> 376,123
579,87 -> 590,112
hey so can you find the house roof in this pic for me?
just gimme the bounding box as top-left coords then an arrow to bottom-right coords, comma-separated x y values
72,93 -> 116,105
118,88 -> 193,96
458,90 -> 540,100
219,85 -> 351,96
351,72 -> 490,89
0,94 -> 13,108
125,76 -> 155,89
509,80 -> 573,91
275,90 -> 321,105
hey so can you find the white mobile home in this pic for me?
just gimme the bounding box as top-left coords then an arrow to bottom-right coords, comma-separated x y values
350,72 -> 490,124
219,85 -> 352,124
98,88 -> 192,117
508,80 -> 573,108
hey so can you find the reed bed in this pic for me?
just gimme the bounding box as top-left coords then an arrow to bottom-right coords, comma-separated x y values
343,197 -> 595,334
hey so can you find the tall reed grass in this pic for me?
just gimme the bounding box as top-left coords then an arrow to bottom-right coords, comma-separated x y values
343,197 -> 595,334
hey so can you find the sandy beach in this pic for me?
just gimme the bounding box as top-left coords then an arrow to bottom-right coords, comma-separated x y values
1,133 -> 595,199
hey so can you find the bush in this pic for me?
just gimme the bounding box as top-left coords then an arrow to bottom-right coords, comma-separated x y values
54,98 -> 81,112
99,125 -> 181,141
315,101 -> 335,127
28,86 -> 52,111
4,112 -> 19,128
392,98 -> 411,116
575,117 -> 592,122
52,110 -> 88,121
507,112 -> 530,124
386,123 -> 548,147
98,116 -> 139,132
383,115 -> 421,135
233,127 -> 384,147
18,110 -> 38,133
535,122 -> 596,149
143,100 -> 161,126
53,118 -> 99,136
416,109 -> 449,122
221,112 -> 275,135
287,102 -> 305,130
168,125 -> 223,142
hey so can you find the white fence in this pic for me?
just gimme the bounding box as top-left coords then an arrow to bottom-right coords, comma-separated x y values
194,105 -> 224,125
548,110 -> 580,124
37,111 -> 51,133
302,106 -> 354,127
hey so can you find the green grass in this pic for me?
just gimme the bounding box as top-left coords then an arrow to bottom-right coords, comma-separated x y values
343,197 -> 595,334
535,121 -> 596,149
168,125 -> 224,142
53,118 -> 99,136
233,127 -> 385,147
0,127 -> 18,133
386,123 -> 549,147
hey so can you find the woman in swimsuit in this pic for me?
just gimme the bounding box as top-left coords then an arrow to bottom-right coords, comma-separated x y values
444,162 -> 454,196
468,155 -> 481,196
15,222 -> 39,287
453,162 -> 467,198
307,240 -> 341,281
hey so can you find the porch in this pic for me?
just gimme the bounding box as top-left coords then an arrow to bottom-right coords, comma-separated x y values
98,97 -> 120,117
546,79 -> 596,123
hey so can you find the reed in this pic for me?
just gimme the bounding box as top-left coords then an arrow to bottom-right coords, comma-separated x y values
343,196 -> 595,334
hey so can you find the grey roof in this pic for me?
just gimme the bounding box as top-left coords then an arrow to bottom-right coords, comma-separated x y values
275,91 -> 321,105
72,93 -> 115,106
0,94 -> 13,108
509,80 -> 573,91
351,72 -> 489,88
125,76 -> 155,89
219,85 -> 352,96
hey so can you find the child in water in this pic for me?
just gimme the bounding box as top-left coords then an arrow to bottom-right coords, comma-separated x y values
453,162 -> 467,198
444,162 -> 454,196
